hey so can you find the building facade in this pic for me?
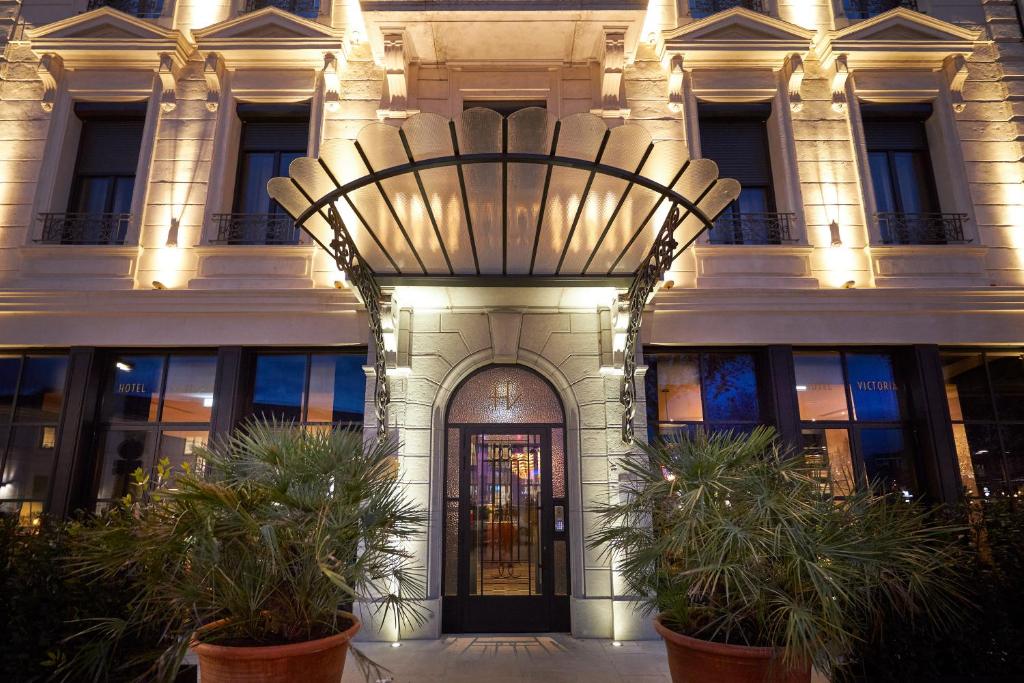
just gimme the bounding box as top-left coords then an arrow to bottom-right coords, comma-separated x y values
0,0 -> 1022,642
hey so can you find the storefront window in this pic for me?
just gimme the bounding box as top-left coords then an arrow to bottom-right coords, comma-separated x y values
645,350 -> 765,437
795,350 -> 917,500
93,353 -> 216,510
0,354 -> 69,525
248,352 -> 366,427
943,350 -> 1024,497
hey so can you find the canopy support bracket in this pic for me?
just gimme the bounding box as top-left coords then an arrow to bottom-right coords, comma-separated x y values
621,203 -> 684,445
326,203 -> 390,439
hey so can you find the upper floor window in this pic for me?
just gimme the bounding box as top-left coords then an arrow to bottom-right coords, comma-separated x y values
247,352 -> 367,427
699,103 -> 794,245
39,102 -> 146,245
863,104 -> 967,245
92,353 -> 217,511
795,350 -> 917,499
645,351 -> 768,440
942,351 -> 1024,498
844,0 -> 918,21
0,354 -> 69,526
689,0 -> 767,19
86,0 -> 164,18
243,0 -> 320,19
215,103 -> 310,245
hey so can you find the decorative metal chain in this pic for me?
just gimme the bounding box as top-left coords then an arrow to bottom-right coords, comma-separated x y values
621,203 -> 684,444
326,203 -> 389,439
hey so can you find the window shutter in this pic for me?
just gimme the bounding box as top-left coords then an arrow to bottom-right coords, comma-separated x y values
238,103 -> 311,152
861,104 -> 931,151
698,106 -> 772,185
75,118 -> 145,176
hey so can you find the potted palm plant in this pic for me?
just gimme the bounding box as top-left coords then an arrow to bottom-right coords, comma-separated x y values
590,427 -> 966,683
64,421 -> 426,683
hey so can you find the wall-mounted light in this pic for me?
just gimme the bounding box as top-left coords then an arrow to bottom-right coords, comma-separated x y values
350,30 -> 363,44
166,217 -> 180,247
829,220 -> 842,247
152,280 -> 167,290
647,32 -> 657,46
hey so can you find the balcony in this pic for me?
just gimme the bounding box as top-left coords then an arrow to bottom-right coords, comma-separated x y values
690,0 -> 767,18
844,0 -> 917,20
211,214 -> 299,245
242,0 -> 320,18
877,212 -> 969,245
86,0 -> 164,18
708,212 -> 797,245
36,213 -> 130,245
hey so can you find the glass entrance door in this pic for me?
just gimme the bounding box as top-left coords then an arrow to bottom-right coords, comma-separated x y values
442,426 -> 569,632
469,433 -> 542,598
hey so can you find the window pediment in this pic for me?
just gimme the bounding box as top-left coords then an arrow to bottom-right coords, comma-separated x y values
192,6 -> 345,70
821,8 -> 979,70
26,7 -> 190,70
662,8 -> 813,68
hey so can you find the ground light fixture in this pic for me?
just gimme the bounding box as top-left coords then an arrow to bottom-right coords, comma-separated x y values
152,280 -> 167,290
843,280 -> 856,289
612,641 -> 623,647
391,641 -> 402,648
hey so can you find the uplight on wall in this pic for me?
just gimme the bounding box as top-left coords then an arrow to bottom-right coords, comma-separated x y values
829,220 -> 842,247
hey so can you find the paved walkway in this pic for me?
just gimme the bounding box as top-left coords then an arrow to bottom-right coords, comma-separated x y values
342,634 -> 670,683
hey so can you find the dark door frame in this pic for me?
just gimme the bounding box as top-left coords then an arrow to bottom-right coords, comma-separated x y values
442,422 -> 570,633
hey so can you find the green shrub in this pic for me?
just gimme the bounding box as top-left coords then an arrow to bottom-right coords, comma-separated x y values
62,421 -> 426,682
590,427 -> 968,677
845,498 -> 1024,681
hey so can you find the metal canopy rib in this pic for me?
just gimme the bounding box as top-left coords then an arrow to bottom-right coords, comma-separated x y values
268,110 -> 741,444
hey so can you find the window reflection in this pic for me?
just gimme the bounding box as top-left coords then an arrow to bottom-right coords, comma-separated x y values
307,355 -> 366,424
941,350 -> 1024,498
249,352 -> 366,426
251,354 -> 306,422
0,356 -> 21,421
95,430 -> 154,503
13,357 -> 68,422
859,428 -> 917,500
102,355 -> 164,422
794,352 -> 848,421
162,356 -> 217,423
846,353 -> 902,422
802,428 -> 857,497
647,351 -> 764,436
656,354 -> 702,422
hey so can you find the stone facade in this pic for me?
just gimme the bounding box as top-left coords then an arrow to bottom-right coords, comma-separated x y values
0,0 -> 1022,642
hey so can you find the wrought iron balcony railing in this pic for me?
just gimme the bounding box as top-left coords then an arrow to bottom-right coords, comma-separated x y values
877,212 -> 970,245
844,0 -> 917,20
36,213 -> 130,245
211,213 -> 300,245
86,0 -> 164,18
690,0 -> 768,18
709,212 -> 797,245
242,0 -> 320,18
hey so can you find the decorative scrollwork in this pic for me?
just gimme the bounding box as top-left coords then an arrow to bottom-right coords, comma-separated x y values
621,203 -> 685,444
326,203 -> 390,439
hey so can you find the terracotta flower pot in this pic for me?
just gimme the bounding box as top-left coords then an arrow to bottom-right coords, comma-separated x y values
653,615 -> 810,683
192,617 -> 361,683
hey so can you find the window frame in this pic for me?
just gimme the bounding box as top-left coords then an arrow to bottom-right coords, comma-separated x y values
89,351 -> 219,509
245,349 -> 368,428
941,348 -> 1024,498
0,352 -> 72,523
793,348 -> 920,498
643,346 -> 774,439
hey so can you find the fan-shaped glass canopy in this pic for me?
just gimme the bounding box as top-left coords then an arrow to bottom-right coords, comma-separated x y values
268,108 -> 741,443
268,108 -> 739,284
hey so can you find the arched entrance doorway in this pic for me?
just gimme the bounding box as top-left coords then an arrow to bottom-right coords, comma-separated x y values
441,365 -> 570,633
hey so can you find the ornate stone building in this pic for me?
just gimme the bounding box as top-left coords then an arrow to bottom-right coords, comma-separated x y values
0,0 -> 1021,641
